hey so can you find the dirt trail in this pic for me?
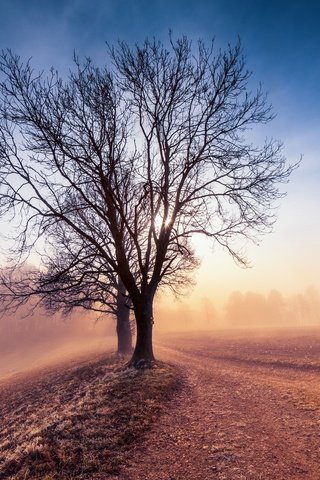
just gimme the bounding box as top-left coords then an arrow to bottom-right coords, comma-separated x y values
121,340 -> 320,480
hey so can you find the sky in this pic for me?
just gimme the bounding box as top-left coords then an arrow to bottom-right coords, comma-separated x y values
0,0 -> 319,324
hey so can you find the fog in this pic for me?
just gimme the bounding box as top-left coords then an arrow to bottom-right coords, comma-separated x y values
0,302 -> 116,381
224,287 -> 320,328
1,286 -> 320,381
154,286 -> 320,332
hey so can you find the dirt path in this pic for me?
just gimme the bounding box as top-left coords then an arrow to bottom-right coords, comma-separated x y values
120,341 -> 320,480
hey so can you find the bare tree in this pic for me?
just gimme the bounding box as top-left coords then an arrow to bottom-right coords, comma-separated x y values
41,237 -> 135,356
1,240 -> 135,355
0,194 -> 195,355
0,37 -> 294,367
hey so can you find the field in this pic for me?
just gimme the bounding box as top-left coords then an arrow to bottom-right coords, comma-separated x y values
0,351 -> 181,479
1,327 -> 320,479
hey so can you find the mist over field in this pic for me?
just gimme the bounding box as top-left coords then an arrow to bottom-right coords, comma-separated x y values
1,284 -> 320,383
0,302 -> 116,380
155,286 -> 320,332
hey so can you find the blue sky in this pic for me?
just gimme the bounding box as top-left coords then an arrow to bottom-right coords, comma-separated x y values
1,0 -> 319,143
0,0 -> 319,306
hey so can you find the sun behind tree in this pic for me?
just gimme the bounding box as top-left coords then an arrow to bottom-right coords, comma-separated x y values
0,36 -> 295,367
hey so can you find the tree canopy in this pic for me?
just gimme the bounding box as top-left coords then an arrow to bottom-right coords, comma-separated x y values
0,36 -> 294,366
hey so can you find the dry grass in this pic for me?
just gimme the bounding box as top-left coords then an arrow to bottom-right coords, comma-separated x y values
0,355 -> 182,479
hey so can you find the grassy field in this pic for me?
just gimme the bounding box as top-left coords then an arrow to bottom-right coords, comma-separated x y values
2,327 -> 320,479
0,354 -> 182,479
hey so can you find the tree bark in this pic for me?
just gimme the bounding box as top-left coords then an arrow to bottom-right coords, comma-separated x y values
128,295 -> 155,368
116,279 -> 132,355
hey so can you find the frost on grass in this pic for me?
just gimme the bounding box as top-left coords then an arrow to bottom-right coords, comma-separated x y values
0,356 -> 181,479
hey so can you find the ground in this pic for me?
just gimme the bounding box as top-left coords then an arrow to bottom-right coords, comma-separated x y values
123,328 -> 320,479
1,328 -> 320,479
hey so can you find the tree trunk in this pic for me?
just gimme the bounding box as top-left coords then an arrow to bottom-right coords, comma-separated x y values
128,295 -> 155,368
116,278 -> 132,355
116,306 -> 132,354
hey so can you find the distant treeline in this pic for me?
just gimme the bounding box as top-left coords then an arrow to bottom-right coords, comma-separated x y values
224,287 -> 320,328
